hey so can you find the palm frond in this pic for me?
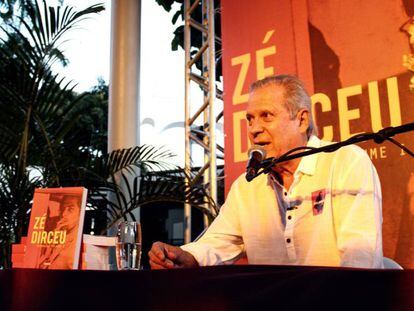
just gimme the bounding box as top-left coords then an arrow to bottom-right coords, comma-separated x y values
93,167 -> 217,230
71,143 -> 218,230
93,145 -> 178,178
19,1 -> 104,69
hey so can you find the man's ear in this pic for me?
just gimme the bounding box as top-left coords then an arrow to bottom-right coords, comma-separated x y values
297,109 -> 310,134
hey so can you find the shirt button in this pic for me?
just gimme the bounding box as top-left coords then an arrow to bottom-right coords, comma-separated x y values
287,215 -> 292,220
284,192 -> 287,196
286,238 -> 291,243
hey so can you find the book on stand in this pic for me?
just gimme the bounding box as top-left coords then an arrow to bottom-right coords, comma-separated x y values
23,187 -> 88,269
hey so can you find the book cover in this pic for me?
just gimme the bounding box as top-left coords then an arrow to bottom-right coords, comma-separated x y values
23,187 -> 88,269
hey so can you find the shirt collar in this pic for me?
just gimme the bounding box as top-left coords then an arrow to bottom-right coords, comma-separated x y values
295,135 -> 321,176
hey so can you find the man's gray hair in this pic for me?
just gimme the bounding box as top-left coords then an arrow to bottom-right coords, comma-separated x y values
250,74 -> 317,138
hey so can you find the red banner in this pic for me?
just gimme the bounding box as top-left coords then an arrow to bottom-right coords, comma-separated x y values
221,0 -> 414,267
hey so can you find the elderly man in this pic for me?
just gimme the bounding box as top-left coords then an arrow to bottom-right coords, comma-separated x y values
149,74 -> 383,269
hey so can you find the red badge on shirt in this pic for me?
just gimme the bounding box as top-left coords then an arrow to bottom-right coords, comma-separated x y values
312,189 -> 326,215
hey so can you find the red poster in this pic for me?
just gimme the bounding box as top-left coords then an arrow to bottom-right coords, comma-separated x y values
221,0 -> 414,267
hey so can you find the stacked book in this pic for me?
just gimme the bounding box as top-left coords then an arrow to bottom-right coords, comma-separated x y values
11,237 -> 27,268
80,234 -> 116,270
11,187 -> 117,270
12,234 -> 116,270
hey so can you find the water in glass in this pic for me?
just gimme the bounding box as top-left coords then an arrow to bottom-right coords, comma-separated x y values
116,221 -> 142,270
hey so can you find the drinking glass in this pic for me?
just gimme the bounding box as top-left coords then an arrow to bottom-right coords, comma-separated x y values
116,221 -> 142,270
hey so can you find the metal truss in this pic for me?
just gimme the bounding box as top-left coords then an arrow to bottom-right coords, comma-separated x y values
184,0 -> 224,243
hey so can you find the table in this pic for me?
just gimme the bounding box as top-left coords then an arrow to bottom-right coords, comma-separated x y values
1,265 -> 413,310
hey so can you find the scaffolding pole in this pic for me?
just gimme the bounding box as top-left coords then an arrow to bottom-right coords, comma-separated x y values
184,0 -> 223,243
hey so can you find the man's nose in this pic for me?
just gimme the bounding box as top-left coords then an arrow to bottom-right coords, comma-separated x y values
249,120 -> 264,137
401,18 -> 414,34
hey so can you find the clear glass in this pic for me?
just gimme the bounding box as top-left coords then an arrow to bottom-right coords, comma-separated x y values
116,221 -> 142,270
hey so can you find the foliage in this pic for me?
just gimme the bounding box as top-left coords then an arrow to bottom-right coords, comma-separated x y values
154,0 -> 222,79
0,0 -> 217,269
58,77 -> 109,169
74,145 -> 218,232
0,0 -> 106,268
0,0 -> 34,23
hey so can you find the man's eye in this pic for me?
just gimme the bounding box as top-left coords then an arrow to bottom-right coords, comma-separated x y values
263,112 -> 273,120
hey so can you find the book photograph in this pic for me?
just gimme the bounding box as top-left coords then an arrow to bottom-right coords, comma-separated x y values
23,187 -> 88,269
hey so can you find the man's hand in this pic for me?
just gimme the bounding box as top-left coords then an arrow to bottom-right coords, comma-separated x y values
148,242 -> 199,269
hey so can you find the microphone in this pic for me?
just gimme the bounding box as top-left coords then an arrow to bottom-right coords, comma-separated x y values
245,145 -> 267,182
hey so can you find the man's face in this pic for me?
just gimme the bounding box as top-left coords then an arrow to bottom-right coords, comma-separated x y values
59,197 -> 80,231
246,84 -> 307,160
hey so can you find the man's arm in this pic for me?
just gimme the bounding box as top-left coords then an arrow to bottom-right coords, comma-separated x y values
149,177 -> 246,269
179,178 -> 245,266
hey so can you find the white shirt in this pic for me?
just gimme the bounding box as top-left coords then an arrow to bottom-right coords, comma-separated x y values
181,136 -> 383,268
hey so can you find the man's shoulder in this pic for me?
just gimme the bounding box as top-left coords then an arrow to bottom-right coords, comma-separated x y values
230,172 -> 270,192
224,172 -> 274,206
318,138 -> 370,163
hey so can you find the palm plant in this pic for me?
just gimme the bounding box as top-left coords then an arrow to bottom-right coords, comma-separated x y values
75,145 -> 218,232
0,0 -> 105,267
0,0 -> 218,268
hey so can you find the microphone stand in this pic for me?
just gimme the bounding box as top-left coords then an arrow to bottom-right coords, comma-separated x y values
250,122 -> 414,181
